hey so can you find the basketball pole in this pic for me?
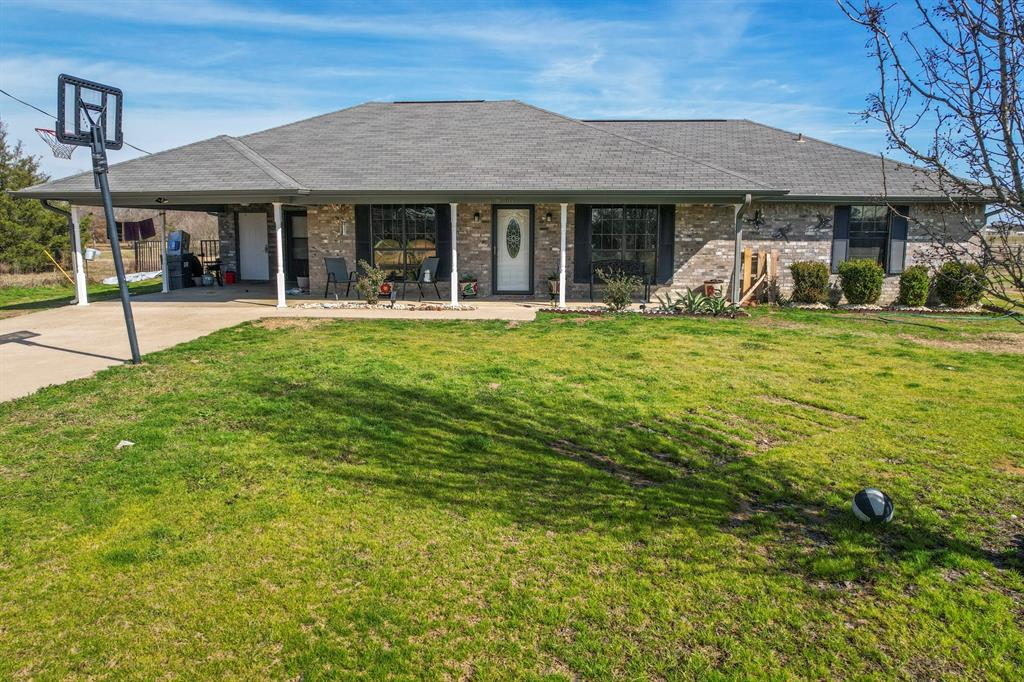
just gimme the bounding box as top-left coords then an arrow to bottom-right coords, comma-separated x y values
89,121 -> 141,364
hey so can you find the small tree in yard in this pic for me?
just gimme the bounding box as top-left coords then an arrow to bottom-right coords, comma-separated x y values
0,121 -> 71,273
841,0 -> 1024,319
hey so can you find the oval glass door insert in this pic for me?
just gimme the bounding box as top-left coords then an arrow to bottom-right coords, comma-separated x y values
506,217 -> 522,258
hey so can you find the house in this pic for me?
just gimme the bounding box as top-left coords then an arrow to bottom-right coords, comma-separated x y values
15,100 -> 985,305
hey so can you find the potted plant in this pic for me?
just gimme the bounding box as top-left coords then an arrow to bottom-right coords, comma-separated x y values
547,270 -> 560,296
459,272 -> 478,297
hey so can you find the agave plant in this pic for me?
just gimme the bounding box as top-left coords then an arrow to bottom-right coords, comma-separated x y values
705,294 -> 742,317
677,288 -> 711,314
654,292 -> 680,313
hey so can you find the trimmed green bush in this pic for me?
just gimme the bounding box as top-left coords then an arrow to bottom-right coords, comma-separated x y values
838,259 -> 884,305
935,261 -> 986,308
897,265 -> 930,306
789,261 -> 830,303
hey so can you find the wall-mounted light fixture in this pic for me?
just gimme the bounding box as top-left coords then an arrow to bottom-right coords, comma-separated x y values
473,211 -> 481,223
544,211 -> 553,223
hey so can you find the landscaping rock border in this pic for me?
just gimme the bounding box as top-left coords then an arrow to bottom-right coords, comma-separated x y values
786,302 -> 990,315
296,302 -> 476,311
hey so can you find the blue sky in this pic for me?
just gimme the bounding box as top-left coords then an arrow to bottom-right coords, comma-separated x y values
2,0 -> 910,179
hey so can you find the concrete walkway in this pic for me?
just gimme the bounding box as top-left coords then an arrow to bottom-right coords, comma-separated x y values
0,285 -> 557,402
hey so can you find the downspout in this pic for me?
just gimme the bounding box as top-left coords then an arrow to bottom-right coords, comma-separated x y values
731,194 -> 753,304
41,199 -> 88,305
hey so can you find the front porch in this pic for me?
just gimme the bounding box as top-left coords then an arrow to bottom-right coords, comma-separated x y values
217,200 -> 762,310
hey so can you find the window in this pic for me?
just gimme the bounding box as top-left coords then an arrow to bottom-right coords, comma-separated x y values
289,214 -> 309,278
590,205 -> 659,277
848,205 -> 890,266
370,205 -> 437,279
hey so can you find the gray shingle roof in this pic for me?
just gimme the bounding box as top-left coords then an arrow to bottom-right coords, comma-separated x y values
15,100 -> 960,202
20,134 -> 298,195
586,119 -> 945,199
236,101 -> 770,193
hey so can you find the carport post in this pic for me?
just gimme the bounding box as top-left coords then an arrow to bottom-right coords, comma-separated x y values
559,203 -> 567,308
273,202 -> 286,308
450,203 -> 459,307
70,206 -> 88,306
159,210 -> 169,294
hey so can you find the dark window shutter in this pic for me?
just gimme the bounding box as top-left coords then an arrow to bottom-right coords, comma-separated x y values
573,204 -> 592,283
355,205 -> 371,268
435,203 -> 452,278
887,206 -> 909,275
657,204 -> 676,284
831,206 -> 850,273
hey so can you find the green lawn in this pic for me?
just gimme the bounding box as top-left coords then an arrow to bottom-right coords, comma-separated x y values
1,310 -> 1021,679
0,278 -> 164,318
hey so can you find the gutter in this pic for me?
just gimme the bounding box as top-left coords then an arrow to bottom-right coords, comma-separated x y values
11,187 -> 791,208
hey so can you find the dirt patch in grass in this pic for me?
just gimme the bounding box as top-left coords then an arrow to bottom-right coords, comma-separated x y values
995,460 -> 1024,476
253,318 -> 333,331
899,332 -> 1024,355
760,395 -> 863,422
550,439 -> 657,487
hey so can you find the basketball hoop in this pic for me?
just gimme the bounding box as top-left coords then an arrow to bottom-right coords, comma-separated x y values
35,128 -> 77,159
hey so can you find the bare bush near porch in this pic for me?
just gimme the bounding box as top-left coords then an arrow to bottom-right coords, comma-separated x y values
841,0 -> 1024,317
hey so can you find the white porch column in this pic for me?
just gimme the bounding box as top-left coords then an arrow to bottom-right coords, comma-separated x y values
159,210 -> 169,294
273,202 -> 286,308
558,203 -> 568,308
449,202 -> 459,307
70,206 -> 88,306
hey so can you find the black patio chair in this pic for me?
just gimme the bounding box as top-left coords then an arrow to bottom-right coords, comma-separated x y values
590,259 -> 650,302
404,256 -> 442,301
324,257 -> 356,299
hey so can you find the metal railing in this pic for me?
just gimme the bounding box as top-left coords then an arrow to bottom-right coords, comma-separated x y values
197,239 -> 220,266
133,240 -> 162,272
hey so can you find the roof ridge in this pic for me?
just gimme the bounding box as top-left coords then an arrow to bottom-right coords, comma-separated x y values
223,136 -> 305,190
512,100 -> 776,191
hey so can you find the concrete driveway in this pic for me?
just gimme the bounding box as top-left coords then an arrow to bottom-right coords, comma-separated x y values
0,286 -> 546,402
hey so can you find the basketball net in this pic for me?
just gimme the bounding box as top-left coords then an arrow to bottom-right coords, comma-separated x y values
35,128 -> 77,159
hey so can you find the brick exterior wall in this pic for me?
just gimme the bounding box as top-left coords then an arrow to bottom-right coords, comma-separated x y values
217,211 -> 237,276
455,203 -> 491,295
307,204 -> 355,294
214,201 -> 982,302
668,202 -> 982,303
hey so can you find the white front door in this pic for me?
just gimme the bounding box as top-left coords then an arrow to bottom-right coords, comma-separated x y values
494,207 -> 532,293
238,212 -> 269,280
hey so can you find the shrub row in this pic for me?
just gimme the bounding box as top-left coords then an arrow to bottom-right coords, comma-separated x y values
787,260 -> 986,307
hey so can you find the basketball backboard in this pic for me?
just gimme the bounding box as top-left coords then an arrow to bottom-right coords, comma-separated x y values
56,74 -> 123,150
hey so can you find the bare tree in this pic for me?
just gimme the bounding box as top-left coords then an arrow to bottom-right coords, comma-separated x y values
840,0 -> 1023,315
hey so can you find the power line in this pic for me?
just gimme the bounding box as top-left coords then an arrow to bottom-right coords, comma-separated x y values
0,87 -> 153,155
